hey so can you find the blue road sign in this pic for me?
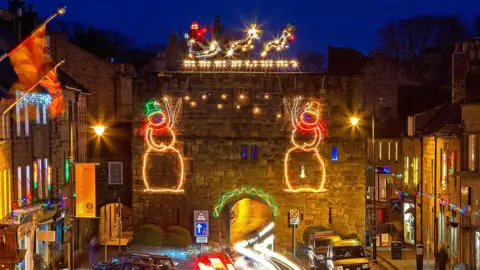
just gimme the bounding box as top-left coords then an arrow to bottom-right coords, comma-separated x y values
195,222 -> 208,237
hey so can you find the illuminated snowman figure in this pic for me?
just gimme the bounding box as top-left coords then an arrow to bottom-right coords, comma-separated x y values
284,97 -> 327,192
142,98 -> 184,193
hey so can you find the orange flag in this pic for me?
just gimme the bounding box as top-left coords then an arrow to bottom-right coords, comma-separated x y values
39,67 -> 64,117
8,25 -> 52,91
8,25 -> 64,117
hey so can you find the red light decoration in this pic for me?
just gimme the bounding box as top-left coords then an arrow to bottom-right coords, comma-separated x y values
142,99 -> 184,193
284,97 -> 327,193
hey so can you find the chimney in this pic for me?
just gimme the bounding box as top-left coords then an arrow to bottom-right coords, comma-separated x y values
455,43 -> 461,52
452,39 -> 469,103
168,30 -> 178,47
213,15 -> 222,40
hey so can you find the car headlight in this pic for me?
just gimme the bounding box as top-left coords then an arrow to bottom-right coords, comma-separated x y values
362,263 -> 370,269
334,267 -> 343,270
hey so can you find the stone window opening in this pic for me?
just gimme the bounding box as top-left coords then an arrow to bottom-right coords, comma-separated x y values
240,144 -> 248,159
250,145 -> 258,160
331,146 -> 338,161
108,162 -> 123,185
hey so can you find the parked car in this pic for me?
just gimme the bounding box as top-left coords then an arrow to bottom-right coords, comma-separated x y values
307,231 -> 342,270
325,239 -> 370,270
117,253 -> 176,270
93,261 -> 161,270
195,253 -> 236,270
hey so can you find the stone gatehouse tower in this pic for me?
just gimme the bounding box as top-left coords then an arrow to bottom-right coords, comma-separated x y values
132,72 -> 366,249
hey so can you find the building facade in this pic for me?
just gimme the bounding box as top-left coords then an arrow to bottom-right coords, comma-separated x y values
132,72 -> 367,249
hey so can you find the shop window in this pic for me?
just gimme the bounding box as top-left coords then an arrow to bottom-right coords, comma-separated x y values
451,211 -> 457,256
331,146 -> 338,161
403,202 -> 415,245
469,135 -> 476,171
377,175 -> 387,202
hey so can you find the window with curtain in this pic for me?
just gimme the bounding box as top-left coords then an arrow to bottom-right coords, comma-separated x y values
469,135 -> 476,171
404,156 -> 409,185
412,157 -> 419,186
17,167 -> 22,205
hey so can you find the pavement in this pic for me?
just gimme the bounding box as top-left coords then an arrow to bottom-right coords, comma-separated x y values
366,246 -> 435,270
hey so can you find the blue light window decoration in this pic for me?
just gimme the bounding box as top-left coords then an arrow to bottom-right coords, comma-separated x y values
16,90 -> 52,107
251,145 -> 258,160
241,144 -> 248,159
331,146 -> 338,161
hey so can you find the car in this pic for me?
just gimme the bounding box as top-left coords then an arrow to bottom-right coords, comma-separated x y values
325,240 -> 370,270
93,261 -> 162,270
195,253 -> 237,270
117,253 -> 176,270
307,231 -> 342,270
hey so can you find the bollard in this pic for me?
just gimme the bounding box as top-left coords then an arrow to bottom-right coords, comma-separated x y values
416,244 -> 424,270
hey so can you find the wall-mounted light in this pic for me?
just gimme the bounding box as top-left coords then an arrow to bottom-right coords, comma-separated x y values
221,94 -> 228,100
236,105 -> 241,110
239,94 -> 246,100
253,107 -> 261,114
217,104 -> 223,109
276,113 -> 282,119
202,94 -> 208,100
184,95 -> 190,101
264,94 -> 270,99
190,101 -> 197,107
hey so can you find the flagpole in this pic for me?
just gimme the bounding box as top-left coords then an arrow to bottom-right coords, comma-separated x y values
2,60 -> 65,115
0,6 -> 66,63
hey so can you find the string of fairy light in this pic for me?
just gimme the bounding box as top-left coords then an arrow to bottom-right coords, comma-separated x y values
394,189 -> 480,216
162,92 -> 289,118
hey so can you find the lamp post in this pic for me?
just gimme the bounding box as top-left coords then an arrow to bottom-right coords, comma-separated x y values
92,125 -> 107,261
350,106 -> 377,262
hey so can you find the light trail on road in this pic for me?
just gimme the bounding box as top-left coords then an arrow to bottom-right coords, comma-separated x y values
232,222 -> 304,270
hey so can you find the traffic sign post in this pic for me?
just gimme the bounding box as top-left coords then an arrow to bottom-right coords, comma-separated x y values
289,209 -> 300,258
194,210 -> 209,248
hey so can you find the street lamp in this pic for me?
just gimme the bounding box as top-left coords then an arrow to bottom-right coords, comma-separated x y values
349,112 -> 377,261
349,117 -> 360,127
93,125 -> 106,136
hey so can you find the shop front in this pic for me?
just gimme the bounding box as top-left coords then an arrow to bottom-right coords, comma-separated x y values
403,201 -> 415,245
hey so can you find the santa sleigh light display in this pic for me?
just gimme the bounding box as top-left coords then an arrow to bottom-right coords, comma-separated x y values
183,20 -> 299,70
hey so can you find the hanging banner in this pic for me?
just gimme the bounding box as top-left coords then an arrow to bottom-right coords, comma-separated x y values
75,163 -> 96,218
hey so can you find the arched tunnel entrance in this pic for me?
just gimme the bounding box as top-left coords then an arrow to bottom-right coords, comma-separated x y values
229,198 -> 274,245
213,187 -> 280,247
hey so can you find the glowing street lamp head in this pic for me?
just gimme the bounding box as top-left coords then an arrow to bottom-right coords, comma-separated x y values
93,126 -> 106,136
349,117 -> 360,127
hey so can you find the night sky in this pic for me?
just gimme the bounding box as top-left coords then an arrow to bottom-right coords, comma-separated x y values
28,0 -> 480,53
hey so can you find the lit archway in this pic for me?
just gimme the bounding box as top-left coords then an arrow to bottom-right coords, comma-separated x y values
212,187 -> 280,217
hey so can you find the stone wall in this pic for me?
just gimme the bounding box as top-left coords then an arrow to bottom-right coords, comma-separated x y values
132,73 -> 366,248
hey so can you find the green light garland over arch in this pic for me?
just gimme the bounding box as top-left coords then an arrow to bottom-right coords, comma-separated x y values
213,187 -> 280,217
